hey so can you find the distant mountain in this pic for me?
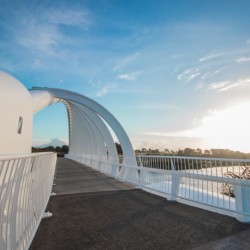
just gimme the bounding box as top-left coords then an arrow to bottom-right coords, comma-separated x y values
37,138 -> 68,148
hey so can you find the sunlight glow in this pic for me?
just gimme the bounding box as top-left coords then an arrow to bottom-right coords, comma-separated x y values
185,103 -> 250,152
143,103 -> 250,152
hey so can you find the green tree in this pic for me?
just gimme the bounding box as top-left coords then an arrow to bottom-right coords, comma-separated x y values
183,148 -> 195,156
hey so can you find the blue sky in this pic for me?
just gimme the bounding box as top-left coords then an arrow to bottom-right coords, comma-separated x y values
1,0 -> 250,152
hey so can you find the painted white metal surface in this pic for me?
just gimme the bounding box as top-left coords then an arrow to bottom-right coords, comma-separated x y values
0,152 -> 56,250
0,71 -> 33,155
71,154 -> 250,222
29,90 -> 55,114
32,87 -> 138,183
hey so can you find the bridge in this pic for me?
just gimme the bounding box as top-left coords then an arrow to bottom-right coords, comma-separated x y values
1,71 -> 250,249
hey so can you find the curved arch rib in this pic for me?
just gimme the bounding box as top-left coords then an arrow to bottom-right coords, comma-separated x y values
31,87 -> 138,182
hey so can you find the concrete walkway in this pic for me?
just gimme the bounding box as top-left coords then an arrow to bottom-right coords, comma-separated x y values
30,158 -> 250,250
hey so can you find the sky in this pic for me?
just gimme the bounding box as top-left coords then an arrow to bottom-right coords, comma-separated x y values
1,0 -> 250,152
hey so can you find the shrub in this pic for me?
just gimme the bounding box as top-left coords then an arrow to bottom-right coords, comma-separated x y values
221,166 -> 250,197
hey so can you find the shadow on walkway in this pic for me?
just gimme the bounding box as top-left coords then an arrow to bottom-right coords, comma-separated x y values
30,158 -> 250,250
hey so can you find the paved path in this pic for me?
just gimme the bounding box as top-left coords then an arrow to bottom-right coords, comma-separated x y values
30,158 -> 250,250
53,158 -> 134,195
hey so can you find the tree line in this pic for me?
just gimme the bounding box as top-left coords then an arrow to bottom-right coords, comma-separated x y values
135,147 -> 250,159
32,144 -> 250,159
32,145 -> 69,156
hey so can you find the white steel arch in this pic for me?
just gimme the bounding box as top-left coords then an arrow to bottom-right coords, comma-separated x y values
31,87 -> 138,182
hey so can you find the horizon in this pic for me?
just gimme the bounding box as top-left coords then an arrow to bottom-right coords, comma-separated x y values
1,0 -> 250,153
32,136 -> 250,155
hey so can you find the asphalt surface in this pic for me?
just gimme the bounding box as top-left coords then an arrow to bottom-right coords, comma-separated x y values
52,158 -> 134,195
30,158 -> 250,250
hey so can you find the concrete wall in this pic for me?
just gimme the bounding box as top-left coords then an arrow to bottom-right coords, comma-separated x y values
0,71 -> 33,155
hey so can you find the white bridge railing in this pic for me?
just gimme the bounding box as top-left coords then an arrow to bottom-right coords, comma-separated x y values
67,153 -> 250,222
0,152 -> 57,250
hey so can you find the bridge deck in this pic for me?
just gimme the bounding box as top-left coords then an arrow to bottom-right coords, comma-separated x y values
30,158 -> 250,250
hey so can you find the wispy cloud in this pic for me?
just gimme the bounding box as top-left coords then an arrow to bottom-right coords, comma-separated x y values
177,67 -> 200,82
200,67 -> 227,80
113,52 -> 140,72
117,71 -> 141,81
118,74 -> 135,81
220,78 -> 250,91
17,21 -> 60,55
207,78 -> 250,91
219,83 -> 240,91
199,52 -> 222,62
96,84 -> 117,97
14,8 -> 90,58
135,103 -> 179,110
236,57 -> 250,63
207,80 -> 230,90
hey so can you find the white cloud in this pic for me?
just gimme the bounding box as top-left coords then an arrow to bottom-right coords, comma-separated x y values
238,77 -> 250,84
177,67 -> 200,82
17,20 -> 60,55
213,67 -> 227,75
117,71 -> 140,81
222,78 -> 250,91
199,52 -> 222,62
200,67 -> 226,80
219,83 -> 239,91
96,84 -> 116,97
15,8 -> 90,58
236,57 -> 250,63
207,78 -> 250,92
140,103 -> 250,152
207,81 -> 230,90
118,74 -> 135,80
113,52 -> 140,72
135,103 -> 179,110
183,104 -> 250,152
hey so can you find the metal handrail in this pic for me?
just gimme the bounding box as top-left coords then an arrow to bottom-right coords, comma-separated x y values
0,152 -> 57,250
66,153 -> 250,222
